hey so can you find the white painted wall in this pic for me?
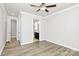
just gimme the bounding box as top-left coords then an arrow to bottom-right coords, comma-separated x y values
0,4 -> 7,55
20,11 -> 42,45
41,4 -> 79,51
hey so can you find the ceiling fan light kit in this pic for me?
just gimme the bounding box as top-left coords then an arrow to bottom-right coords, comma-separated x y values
40,7 -> 46,11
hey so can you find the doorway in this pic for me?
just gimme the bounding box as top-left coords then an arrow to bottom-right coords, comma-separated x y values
9,19 -> 20,47
33,19 -> 40,42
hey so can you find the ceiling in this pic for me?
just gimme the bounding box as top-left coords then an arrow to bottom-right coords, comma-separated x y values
4,3 -> 77,17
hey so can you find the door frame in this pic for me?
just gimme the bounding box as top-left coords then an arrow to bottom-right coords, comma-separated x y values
32,19 -> 41,42
6,16 -> 18,42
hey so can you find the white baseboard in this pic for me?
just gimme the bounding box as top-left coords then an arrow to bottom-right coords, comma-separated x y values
0,46 -> 4,55
21,41 -> 32,45
43,39 -> 79,52
0,41 -> 6,55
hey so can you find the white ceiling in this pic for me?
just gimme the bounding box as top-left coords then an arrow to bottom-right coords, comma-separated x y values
4,3 -> 77,17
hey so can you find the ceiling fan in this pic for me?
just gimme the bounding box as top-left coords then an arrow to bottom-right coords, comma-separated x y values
30,3 -> 56,12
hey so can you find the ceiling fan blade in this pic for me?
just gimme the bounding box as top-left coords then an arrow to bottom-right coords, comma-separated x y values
45,9 -> 49,12
46,5 -> 56,8
30,5 -> 40,7
36,9 -> 40,12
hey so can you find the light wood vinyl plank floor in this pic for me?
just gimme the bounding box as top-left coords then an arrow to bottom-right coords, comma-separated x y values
1,40 -> 79,56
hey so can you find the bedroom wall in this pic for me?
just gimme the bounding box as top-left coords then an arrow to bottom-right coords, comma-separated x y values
41,4 -> 79,51
0,4 -> 7,55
